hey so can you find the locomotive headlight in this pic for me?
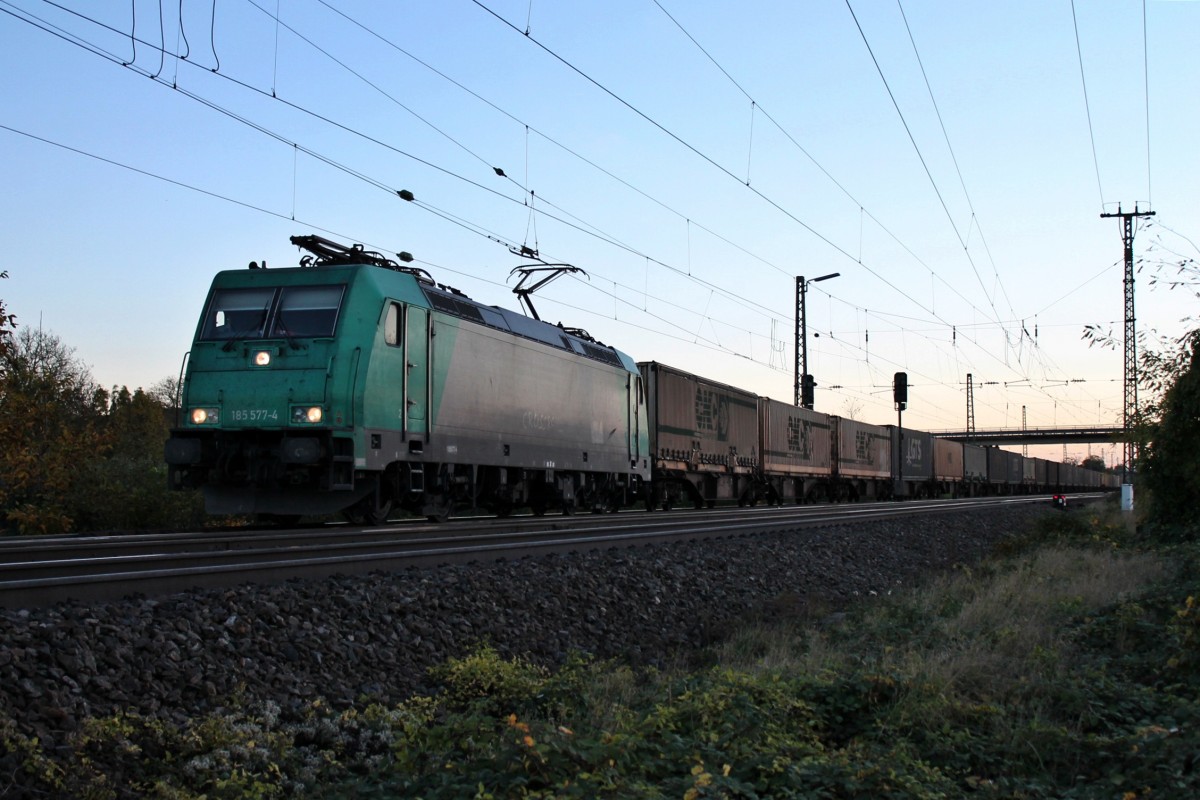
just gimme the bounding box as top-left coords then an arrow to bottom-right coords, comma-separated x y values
190,407 -> 220,425
253,350 -> 272,366
291,405 -> 324,424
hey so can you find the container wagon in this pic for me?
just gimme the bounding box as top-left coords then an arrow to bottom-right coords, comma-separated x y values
962,442 -> 988,496
639,361 -> 760,509
832,417 -> 891,500
891,426 -> 934,498
758,397 -> 834,503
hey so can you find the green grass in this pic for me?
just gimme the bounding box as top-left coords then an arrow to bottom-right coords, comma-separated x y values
5,503 -> 1198,798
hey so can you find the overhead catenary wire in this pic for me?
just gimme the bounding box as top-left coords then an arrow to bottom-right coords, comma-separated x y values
644,0 -> 1091,410
5,0 -> 839,338
648,0 -> 1018,337
893,0 -> 1017,322
1142,0 -> 1152,207
1070,0 -> 1106,209
842,0 -> 1005,330
3,4 -> 796,370
302,0 -> 1089,407
466,0 -> 1098,414
468,0 -> 949,321
3,0 -> 1134,429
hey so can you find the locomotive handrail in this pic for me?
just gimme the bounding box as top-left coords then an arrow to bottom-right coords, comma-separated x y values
172,351 -> 189,428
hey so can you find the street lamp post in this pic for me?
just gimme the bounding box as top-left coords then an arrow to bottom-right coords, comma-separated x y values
795,272 -> 840,408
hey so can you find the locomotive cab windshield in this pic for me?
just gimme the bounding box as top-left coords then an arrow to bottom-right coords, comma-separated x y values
200,284 -> 345,342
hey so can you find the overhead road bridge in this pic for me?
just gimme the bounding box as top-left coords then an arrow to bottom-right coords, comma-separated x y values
931,426 -> 1125,446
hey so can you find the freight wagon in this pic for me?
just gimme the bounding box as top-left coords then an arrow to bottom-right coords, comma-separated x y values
832,417 -> 892,500
758,397 -> 833,503
891,426 -> 934,498
639,361 -> 760,509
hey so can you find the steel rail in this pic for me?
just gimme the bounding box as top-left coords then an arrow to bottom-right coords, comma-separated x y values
0,495 -> 1094,609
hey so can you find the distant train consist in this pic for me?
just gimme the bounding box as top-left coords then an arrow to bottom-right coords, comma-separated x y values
640,361 -> 1117,509
165,237 -> 1117,522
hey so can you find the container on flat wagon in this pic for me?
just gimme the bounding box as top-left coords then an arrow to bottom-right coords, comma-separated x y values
889,426 -> 934,481
986,447 -> 1009,485
833,417 -> 891,480
963,442 -> 988,481
759,397 -> 833,476
1061,462 -> 1077,489
1007,451 -> 1024,484
933,437 -> 963,482
1046,458 -> 1060,488
638,362 -> 760,469
1022,456 -> 1037,485
1034,458 -> 1048,487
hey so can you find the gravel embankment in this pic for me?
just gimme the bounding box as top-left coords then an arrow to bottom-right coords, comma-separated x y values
1,504 -> 1052,748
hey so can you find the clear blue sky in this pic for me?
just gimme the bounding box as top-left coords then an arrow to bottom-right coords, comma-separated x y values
3,1 -> 1196,466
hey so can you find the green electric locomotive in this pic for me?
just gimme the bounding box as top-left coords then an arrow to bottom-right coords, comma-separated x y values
165,236 -> 651,522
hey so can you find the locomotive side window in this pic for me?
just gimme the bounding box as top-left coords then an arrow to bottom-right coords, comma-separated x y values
200,287 -> 274,340
385,303 -> 401,346
271,285 -> 344,338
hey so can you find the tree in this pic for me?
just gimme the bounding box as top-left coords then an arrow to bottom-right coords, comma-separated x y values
1139,331 -> 1200,528
148,375 -> 183,411
0,317 -> 205,533
842,397 -> 865,421
1080,455 -> 1107,473
69,384 -> 203,532
0,327 -> 106,534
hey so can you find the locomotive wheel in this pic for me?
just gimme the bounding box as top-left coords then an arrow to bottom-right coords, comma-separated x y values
425,495 -> 454,523
365,499 -> 394,525
346,497 -> 393,526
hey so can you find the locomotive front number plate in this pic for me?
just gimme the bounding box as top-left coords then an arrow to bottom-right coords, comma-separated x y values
230,409 -> 280,422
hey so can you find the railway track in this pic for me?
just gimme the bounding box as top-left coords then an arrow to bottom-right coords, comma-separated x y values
0,495 -> 1091,609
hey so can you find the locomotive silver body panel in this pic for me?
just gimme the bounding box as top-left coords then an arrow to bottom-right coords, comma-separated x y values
429,314 -> 649,479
